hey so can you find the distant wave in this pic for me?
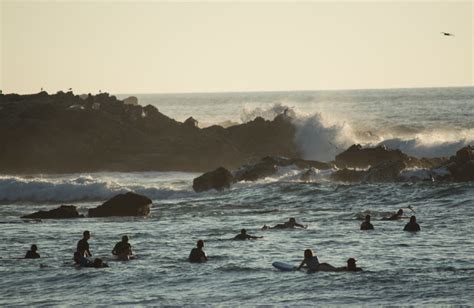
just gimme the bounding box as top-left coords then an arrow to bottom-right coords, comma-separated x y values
0,176 -> 194,203
240,104 -> 472,161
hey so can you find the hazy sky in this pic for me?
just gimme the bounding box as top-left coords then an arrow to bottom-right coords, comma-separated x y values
1,1 -> 473,94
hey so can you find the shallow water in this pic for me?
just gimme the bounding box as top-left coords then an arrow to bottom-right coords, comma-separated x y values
1,173 -> 473,305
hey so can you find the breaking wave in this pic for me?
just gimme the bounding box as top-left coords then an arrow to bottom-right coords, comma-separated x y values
240,103 -> 473,162
0,175 -> 194,203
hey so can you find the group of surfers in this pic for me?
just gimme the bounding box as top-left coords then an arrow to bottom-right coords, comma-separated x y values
24,208 -> 420,272
360,208 -> 421,231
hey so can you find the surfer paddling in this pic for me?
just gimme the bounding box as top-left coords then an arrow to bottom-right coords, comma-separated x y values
233,229 -> 263,240
262,217 -> 307,230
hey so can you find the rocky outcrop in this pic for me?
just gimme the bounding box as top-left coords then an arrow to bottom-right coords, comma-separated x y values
193,167 -> 234,192
22,205 -> 84,219
363,160 -> 406,182
234,156 -> 332,182
194,156 -> 332,191
447,146 -> 474,181
330,168 -> 365,182
88,192 -> 151,217
0,92 -> 298,173
335,144 -> 410,169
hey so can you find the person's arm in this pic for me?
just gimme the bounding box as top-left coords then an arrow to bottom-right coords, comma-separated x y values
86,249 -> 92,257
297,259 -> 306,270
112,244 -> 118,255
294,223 -> 307,229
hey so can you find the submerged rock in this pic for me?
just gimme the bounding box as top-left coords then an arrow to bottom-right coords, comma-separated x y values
88,192 -> 151,217
22,205 -> 84,219
192,167 -> 234,192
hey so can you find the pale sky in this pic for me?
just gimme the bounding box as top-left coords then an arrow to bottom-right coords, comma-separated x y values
1,1 -> 473,94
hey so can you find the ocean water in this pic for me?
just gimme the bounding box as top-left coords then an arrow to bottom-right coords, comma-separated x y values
1,87 -> 474,306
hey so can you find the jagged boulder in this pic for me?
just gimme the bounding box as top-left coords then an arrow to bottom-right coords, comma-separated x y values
88,192 -> 151,217
193,167 -> 234,192
123,96 -> 138,105
330,168 -> 365,182
447,146 -> 474,181
22,205 -> 84,219
363,160 -> 407,182
335,144 -> 409,169
235,162 -> 278,182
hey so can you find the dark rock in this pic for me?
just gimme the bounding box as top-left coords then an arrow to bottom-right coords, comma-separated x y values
192,167 -> 234,192
0,92 -> 298,173
363,160 -> 406,182
184,117 -> 199,128
21,205 -> 83,219
88,192 -> 151,217
235,162 -> 278,182
330,168 -> 365,182
335,144 -> 409,169
447,146 -> 474,181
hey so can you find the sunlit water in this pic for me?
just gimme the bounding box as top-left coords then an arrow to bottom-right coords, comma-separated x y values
2,87 -> 474,305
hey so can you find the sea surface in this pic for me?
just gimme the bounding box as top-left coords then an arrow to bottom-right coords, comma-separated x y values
1,87 -> 473,306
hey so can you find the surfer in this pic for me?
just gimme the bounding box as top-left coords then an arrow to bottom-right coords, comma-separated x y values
233,229 -> 263,240
74,230 -> 92,265
262,217 -> 307,230
25,244 -> 40,259
112,235 -> 133,260
338,258 -> 362,272
360,215 -> 374,230
403,216 -> 421,232
189,240 -> 208,263
297,249 -> 337,272
382,209 -> 404,220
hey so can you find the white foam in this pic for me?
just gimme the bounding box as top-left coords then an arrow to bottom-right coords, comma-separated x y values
0,176 -> 194,203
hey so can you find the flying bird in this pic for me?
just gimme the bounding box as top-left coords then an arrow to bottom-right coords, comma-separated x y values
441,32 -> 455,36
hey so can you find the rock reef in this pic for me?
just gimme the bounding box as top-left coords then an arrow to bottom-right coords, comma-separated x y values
22,205 -> 84,219
0,91 -> 297,173
88,192 -> 151,217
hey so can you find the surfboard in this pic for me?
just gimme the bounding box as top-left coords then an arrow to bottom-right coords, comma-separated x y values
272,261 -> 296,271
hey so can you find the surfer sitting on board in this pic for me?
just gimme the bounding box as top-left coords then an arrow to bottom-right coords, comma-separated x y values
233,229 -> 263,240
74,230 -> 92,266
189,240 -> 208,263
25,244 -> 40,259
297,249 -> 337,272
403,216 -> 421,232
360,215 -> 374,230
112,235 -> 133,260
262,217 -> 307,230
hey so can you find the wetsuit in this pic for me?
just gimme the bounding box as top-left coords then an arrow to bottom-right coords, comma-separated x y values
77,239 -> 90,256
189,248 -> 207,262
360,221 -> 374,230
25,251 -> 40,259
404,222 -> 420,232
113,241 -> 131,255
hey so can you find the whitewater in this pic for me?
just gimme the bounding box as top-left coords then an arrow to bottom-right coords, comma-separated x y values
1,87 -> 473,306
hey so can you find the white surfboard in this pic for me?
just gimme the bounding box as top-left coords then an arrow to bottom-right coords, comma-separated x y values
272,261 -> 296,271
